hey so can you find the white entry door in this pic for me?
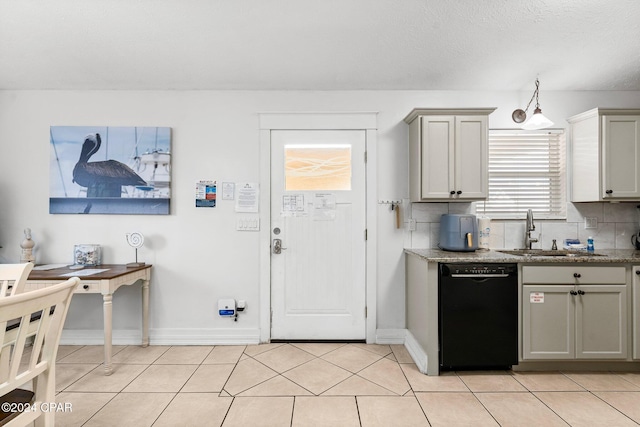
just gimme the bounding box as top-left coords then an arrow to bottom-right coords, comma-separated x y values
270,130 -> 366,340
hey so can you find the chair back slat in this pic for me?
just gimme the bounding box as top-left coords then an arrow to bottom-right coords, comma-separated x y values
0,277 -> 79,426
7,313 -> 31,384
0,263 -> 34,297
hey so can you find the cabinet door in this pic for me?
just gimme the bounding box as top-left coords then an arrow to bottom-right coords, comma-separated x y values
420,116 -> 455,199
455,115 -> 488,199
602,115 -> 640,198
522,285 -> 575,360
576,285 -> 628,359
634,268 -> 640,360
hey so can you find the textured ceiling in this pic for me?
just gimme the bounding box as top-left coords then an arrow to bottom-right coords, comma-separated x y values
1,0 -> 639,91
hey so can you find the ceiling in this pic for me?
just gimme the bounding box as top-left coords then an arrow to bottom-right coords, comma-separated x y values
1,0 -> 639,91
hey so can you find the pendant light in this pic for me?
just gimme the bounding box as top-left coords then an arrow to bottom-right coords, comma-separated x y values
512,78 -> 554,130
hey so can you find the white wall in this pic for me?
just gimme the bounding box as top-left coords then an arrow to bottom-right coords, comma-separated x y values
1,90 -> 639,344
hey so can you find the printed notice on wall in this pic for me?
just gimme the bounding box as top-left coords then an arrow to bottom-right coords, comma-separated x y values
282,194 -> 306,217
313,193 -> 336,221
530,292 -> 544,303
195,180 -> 217,208
221,182 -> 235,200
235,183 -> 259,212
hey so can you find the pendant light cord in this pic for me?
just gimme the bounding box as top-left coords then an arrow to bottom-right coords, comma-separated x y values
523,78 -> 540,114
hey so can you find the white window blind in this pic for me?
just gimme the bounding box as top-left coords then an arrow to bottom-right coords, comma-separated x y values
477,129 -> 566,219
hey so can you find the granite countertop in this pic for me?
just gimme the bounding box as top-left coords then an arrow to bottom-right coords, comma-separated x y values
405,248 -> 640,263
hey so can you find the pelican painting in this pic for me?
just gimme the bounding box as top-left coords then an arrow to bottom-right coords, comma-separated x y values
49,126 -> 172,214
73,133 -> 146,197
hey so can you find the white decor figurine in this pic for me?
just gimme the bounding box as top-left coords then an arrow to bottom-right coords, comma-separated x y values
20,227 -> 35,263
126,232 -> 145,267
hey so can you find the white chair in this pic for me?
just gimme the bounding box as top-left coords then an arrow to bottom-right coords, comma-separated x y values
0,264 -> 35,387
0,277 -> 80,426
0,264 -> 34,298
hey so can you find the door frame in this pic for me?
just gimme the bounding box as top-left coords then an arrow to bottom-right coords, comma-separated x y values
258,112 -> 378,343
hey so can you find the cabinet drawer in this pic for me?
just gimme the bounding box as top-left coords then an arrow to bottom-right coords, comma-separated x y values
523,266 -> 626,284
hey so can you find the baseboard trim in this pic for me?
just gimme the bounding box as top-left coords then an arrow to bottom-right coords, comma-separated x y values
149,328 -> 262,345
60,329 -> 141,345
404,330 -> 429,374
375,328 -> 407,345
62,328 -> 410,347
60,328 -> 261,346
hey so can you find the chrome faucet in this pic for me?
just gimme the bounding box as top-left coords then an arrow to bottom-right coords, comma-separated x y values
525,209 -> 538,249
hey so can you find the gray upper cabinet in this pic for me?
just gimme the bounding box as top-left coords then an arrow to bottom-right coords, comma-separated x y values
569,108 -> 640,202
404,108 -> 495,202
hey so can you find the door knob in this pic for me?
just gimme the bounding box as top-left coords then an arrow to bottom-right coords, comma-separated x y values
577,289 -> 585,295
273,238 -> 286,254
570,290 -> 578,295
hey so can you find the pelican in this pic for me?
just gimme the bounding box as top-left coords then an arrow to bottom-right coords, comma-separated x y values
73,133 -> 146,197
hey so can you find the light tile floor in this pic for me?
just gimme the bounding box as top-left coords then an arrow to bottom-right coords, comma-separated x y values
45,343 -> 640,426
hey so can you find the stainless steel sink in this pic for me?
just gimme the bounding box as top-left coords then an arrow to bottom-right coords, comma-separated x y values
498,249 -> 607,257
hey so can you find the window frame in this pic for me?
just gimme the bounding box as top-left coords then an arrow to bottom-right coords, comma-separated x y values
476,128 -> 566,220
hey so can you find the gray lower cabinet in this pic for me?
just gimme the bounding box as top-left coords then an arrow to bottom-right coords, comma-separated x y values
522,266 -> 628,360
523,284 -> 574,359
634,266 -> 640,359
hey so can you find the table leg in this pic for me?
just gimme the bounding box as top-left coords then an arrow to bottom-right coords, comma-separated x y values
142,278 -> 149,347
103,293 -> 113,376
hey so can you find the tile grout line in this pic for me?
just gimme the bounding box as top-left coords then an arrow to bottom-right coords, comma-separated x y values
353,395 -> 363,427
217,345 -> 255,396
509,373 -> 573,426
56,346 -> 120,425
248,345 -> 347,396
122,345 -> 221,426
299,346 -> 394,396
221,352 -> 279,396
80,344 -> 173,426
586,388 -> 639,425
57,344 -> 640,426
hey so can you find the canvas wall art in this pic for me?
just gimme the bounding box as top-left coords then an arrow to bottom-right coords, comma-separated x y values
49,126 -> 171,214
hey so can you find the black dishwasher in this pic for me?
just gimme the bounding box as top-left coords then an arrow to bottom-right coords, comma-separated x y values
439,263 -> 518,370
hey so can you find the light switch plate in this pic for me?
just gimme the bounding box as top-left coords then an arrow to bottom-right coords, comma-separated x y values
236,217 -> 260,231
408,219 -> 417,231
584,217 -> 598,229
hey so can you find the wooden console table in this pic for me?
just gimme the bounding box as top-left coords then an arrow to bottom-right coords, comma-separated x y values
26,264 -> 152,375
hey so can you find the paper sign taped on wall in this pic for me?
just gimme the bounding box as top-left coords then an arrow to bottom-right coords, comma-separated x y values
282,194 -> 307,217
313,193 -> 336,221
221,182 -> 235,200
195,180 -> 216,208
236,183 -> 259,212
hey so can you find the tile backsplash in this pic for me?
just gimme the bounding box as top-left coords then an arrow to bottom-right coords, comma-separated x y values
407,201 -> 640,250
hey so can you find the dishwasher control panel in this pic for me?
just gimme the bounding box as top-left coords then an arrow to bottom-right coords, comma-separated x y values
441,263 -> 517,278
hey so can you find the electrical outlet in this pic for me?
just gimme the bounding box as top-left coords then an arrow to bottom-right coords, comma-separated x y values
584,217 -> 598,229
408,219 -> 417,231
